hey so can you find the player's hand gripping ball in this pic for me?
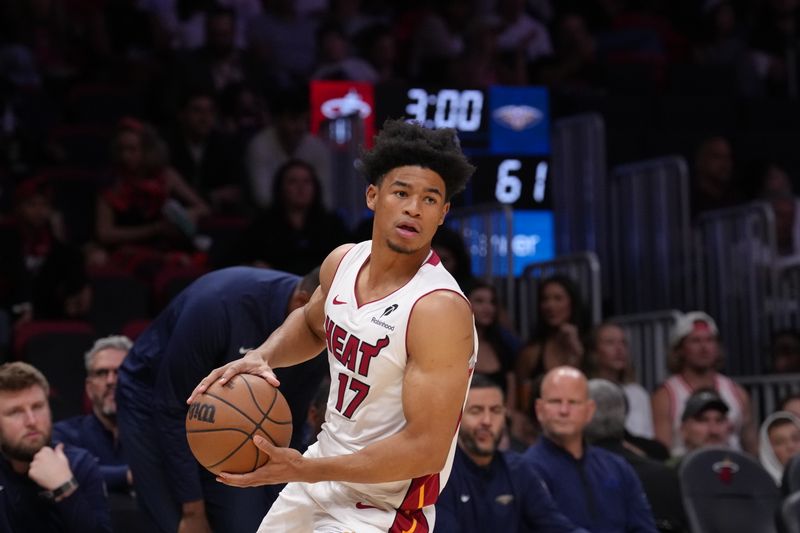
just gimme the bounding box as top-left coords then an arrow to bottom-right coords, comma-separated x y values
186,374 -> 293,474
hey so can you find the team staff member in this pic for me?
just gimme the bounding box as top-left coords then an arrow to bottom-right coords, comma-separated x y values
117,266 -> 323,533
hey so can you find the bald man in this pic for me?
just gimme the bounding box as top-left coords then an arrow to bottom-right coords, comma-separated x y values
523,367 -> 658,533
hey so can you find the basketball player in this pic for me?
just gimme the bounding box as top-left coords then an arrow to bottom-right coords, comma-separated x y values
189,119 -> 478,532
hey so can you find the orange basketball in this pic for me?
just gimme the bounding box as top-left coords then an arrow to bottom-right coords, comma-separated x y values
186,374 -> 292,475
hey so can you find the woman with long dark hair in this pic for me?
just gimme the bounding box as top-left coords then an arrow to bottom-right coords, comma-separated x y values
515,274 -> 588,413
237,159 -> 350,274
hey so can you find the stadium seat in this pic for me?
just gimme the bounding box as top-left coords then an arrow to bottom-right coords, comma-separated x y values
13,321 -> 97,421
782,491 -> 800,533
66,83 -> 142,124
88,269 -> 150,336
46,124 -> 112,168
153,265 -> 208,310
38,167 -> 104,245
121,319 -> 151,341
783,455 -> 800,495
679,446 -> 781,533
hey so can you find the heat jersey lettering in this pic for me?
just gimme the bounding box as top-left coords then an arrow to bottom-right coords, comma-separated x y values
325,315 -> 390,377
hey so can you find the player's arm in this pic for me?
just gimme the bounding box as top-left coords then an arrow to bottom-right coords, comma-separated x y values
220,290 -> 475,485
189,244 -> 352,401
651,386 -> 673,449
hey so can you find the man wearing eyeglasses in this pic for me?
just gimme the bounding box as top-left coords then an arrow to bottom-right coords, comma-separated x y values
53,336 -> 132,494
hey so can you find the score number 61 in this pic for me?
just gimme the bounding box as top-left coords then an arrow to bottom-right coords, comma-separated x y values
495,159 -> 549,205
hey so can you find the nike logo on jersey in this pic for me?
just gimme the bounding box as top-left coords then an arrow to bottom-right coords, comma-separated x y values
238,347 -> 254,355
355,501 -> 378,510
332,295 -> 347,305
460,494 -> 470,503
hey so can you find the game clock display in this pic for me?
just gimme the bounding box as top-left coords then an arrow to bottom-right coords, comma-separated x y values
374,84 -> 551,209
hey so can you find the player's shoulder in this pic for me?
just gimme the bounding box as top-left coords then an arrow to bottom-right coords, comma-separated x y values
408,288 -> 472,334
319,243 -> 358,290
414,287 -> 471,313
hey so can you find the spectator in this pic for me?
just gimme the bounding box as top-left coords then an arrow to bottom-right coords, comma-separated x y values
0,177 -> 65,324
355,23 -> 404,84
436,374 -> 585,533
524,366 -> 658,533
652,311 -> 757,455
30,243 -> 92,321
532,12 -> 603,95
494,0 -> 553,62
166,88 -> 246,213
53,335 -> 133,493
770,329 -> 800,373
466,279 -> 521,403
300,377 -> 330,453
759,411 -> 800,484
666,388 -> 734,468
95,117 -> 210,262
168,7 -> 255,95
245,89 -> 333,209
0,361 -> 111,532
516,274 -> 588,414
431,225 -> 474,290
328,0 -> 383,38
749,0 -> 800,96
311,22 -> 378,82
586,322 -> 654,438
780,393 -> 800,419
116,266 -> 325,532
690,135 -> 743,217
247,0 -> 318,87
146,0 -> 262,51
217,82 -> 268,141
236,159 -> 350,275
693,0 -> 762,97
753,161 -> 800,256
411,0 -> 472,82
586,379 -> 688,533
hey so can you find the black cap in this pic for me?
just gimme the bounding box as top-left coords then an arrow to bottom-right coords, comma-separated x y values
682,389 -> 729,421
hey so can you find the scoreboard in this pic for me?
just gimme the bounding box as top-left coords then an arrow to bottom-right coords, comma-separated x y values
311,81 -> 554,275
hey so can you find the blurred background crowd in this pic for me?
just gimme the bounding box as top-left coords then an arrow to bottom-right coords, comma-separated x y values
4,0 -> 800,531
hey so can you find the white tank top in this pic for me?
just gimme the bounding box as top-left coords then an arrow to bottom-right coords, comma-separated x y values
663,373 -> 745,455
314,241 -> 478,510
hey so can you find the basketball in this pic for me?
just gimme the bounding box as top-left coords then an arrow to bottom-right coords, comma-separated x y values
185,374 -> 293,475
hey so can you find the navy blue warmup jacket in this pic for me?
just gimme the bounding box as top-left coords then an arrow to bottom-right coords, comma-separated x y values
436,447 -> 587,533
116,267 -> 311,504
524,436 -> 659,533
0,444 -> 111,532
53,414 -> 129,492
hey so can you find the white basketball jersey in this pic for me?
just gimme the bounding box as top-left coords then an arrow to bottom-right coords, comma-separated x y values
314,241 -> 478,511
664,374 -> 745,455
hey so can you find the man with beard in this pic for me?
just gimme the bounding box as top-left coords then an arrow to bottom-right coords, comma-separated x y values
435,374 -> 584,533
54,336 -> 133,493
0,361 -> 110,532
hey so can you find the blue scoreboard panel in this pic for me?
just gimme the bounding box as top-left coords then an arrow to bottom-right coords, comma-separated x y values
374,84 -> 554,274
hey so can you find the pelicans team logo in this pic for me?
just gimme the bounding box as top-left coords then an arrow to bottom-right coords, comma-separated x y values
492,105 -> 543,131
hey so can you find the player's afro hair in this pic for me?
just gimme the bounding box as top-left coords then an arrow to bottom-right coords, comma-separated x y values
358,119 -> 475,201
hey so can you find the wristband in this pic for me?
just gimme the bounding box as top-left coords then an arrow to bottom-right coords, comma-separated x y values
40,477 -> 79,502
